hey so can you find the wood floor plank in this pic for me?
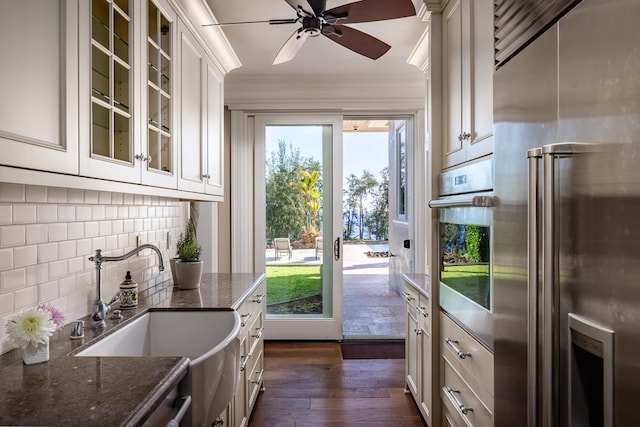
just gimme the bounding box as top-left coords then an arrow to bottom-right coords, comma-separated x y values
248,341 -> 426,427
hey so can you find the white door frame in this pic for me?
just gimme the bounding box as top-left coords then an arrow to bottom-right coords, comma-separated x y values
254,113 -> 344,340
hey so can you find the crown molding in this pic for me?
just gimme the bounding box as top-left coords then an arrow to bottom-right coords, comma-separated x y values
407,21 -> 431,72
224,74 -> 426,111
423,0 -> 445,13
171,0 -> 242,74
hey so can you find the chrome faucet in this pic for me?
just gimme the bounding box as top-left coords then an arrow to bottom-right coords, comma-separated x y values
89,244 -> 165,328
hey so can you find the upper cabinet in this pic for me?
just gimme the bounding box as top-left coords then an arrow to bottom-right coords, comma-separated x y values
0,0 -> 79,175
176,20 -> 224,196
0,0 -> 233,200
442,0 -> 494,169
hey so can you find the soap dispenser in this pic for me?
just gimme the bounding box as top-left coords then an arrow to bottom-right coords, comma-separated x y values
119,271 -> 138,309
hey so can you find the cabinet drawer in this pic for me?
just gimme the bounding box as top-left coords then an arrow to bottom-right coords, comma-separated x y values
247,308 -> 264,354
440,312 -> 493,408
442,357 -> 493,427
247,346 -> 264,411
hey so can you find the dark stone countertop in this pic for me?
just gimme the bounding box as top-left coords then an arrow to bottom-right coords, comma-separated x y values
0,272 -> 266,427
402,273 -> 430,299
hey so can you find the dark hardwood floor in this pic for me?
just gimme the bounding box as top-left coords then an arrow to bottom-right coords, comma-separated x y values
248,341 -> 427,427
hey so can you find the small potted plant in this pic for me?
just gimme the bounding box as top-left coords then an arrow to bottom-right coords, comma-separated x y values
174,216 -> 203,289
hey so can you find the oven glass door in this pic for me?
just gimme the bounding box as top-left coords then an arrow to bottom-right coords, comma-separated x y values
440,222 -> 491,309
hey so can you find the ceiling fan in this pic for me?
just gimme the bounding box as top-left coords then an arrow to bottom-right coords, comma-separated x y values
204,0 -> 417,65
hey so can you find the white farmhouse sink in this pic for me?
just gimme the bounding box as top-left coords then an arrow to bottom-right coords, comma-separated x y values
76,310 -> 241,427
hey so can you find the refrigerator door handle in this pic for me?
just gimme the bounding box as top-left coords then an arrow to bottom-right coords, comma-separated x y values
428,195 -> 494,208
526,148 -> 541,427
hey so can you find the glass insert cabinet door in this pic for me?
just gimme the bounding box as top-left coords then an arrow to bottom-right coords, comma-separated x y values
255,115 -> 344,340
147,0 -> 173,176
91,0 -> 132,163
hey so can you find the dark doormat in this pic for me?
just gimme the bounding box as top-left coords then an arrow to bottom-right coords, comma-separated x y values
340,339 -> 405,359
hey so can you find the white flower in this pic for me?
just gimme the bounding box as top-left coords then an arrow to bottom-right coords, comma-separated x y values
5,308 -> 56,348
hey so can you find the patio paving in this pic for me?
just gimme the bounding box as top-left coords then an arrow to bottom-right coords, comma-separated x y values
266,242 -> 405,339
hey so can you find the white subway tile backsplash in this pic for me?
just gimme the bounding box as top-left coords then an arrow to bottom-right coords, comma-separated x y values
84,190 -> 99,204
26,264 -> 48,286
67,189 -> 84,204
37,204 -> 58,223
0,248 -> 13,271
76,206 -> 91,221
26,224 -> 48,245
0,184 -> 182,355
26,185 -> 48,203
0,293 -> 13,316
99,221 -> 112,237
37,242 -> 58,263
49,223 -> 68,242
67,222 -> 84,240
84,221 -> 99,238
59,276 -> 76,296
98,191 -> 111,205
91,205 -> 106,221
37,280 -> 59,303
14,286 -> 37,310
76,239 -> 92,256
13,245 -> 37,268
1,225 -> 26,248
1,268 -> 26,292
59,205 -> 76,222
105,206 -> 118,220
0,204 -> 11,225
13,205 -> 36,224
48,260 -> 68,279
1,183 -> 25,202
47,188 -> 67,203
111,192 -> 123,205
58,240 -> 76,260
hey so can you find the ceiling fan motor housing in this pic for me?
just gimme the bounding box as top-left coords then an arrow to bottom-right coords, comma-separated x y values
302,17 -> 322,36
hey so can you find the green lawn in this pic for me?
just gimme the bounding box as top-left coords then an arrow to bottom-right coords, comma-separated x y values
266,265 -> 322,305
441,264 -> 490,308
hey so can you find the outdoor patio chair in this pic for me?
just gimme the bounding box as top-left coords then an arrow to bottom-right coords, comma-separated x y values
274,238 -> 293,260
315,236 -> 323,260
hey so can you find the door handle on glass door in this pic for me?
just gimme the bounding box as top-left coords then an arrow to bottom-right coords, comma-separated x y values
334,237 -> 340,261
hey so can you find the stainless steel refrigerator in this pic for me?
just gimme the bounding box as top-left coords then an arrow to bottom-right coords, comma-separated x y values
493,0 -> 640,425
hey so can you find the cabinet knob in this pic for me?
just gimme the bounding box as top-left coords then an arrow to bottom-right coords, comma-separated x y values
202,173 -> 211,180
135,153 -> 152,162
462,132 -> 471,140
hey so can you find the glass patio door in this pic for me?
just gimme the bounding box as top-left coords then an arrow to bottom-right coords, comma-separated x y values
254,114 -> 343,340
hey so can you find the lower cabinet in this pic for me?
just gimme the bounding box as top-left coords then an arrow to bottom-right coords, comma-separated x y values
403,281 -> 432,425
217,279 -> 266,427
440,311 -> 493,427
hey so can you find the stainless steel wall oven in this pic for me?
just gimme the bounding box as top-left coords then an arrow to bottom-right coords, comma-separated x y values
430,158 -> 494,350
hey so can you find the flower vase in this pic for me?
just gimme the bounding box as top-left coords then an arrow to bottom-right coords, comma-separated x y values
23,340 -> 50,365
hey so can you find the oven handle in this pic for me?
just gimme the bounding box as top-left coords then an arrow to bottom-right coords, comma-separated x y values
428,195 -> 494,208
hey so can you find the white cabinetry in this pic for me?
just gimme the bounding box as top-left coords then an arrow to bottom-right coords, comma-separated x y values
177,20 -> 224,196
0,0 -> 79,175
440,311 -> 493,427
403,281 -> 432,425
221,279 -> 265,427
442,0 -> 493,169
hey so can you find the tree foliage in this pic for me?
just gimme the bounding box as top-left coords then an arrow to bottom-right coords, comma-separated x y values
343,168 -> 388,240
265,140 -> 321,243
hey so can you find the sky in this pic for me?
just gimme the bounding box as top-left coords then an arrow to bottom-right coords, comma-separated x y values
264,125 -> 389,186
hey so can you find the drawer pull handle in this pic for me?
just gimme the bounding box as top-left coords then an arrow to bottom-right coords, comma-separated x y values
240,352 -> 252,371
445,386 -> 474,415
417,306 -> 429,317
241,312 -> 252,327
252,293 -> 265,303
445,338 -> 472,359
252,326 -> 265,339
414,328 -> 422,335
401,291 -> 416,302
251,369 -> 265,385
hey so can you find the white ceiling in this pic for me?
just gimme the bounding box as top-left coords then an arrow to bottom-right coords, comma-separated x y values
205,0 -> 429,79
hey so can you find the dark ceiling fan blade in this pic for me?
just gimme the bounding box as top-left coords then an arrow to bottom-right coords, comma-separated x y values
202,18 -> 298,27
322,25 -> 391,60
284,0 -> 316,16
325,0 -> 416,24
273,29 -> 310,64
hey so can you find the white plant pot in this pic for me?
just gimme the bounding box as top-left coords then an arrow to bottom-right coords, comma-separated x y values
175,260 -> 203,290
23,340 -> 49,365
170,257 -> 180,285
